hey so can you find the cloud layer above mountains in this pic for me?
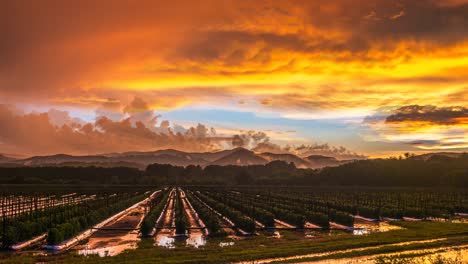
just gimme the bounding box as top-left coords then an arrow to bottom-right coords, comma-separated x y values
0,98 -> 365,159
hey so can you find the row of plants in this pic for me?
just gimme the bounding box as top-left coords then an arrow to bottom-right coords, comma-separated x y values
203,191 -> 275,227
174,189 -> 188,235
232,188 -> 462,221
0,193 -> 93,219
193,191 -> 255,233
1,192 -> 149,246
210,191 -> 303,228
211,190 -> 355,227
248,189 -> 466,219
140,190 -> 170,236
217,191 -> 334,228
46,192 -> 149,245
185,191 -> 225,236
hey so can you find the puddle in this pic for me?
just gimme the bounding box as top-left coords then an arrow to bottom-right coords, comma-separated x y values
155,235 -> 175,248
353,222 -> 403,236
273,231 -> 281,238
295,246 -> 468,264
78,243 -> 137,257
219,241 -> 235,247
240,238 -> 449,263
75,204 -> 147,257
77,232 -> 138,257
265,230 -> 281,239
186,234 -> 206,248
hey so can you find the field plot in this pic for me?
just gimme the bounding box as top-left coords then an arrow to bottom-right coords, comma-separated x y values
0,193 -> 95,219
0,188 -> 153,250
0,186 -> 466,263
154,188 -> 177,248
75,197 -> 149,257
179,189 -> 207,247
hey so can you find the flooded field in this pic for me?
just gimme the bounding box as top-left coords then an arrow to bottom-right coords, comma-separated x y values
1,186 -> 466,263
180,190 -> 207,248
270,245 -> 468,264
75,204 -> 147,257
155,189 -> 176,248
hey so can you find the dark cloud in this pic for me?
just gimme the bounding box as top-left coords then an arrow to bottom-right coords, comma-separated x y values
176,0 -> 468,67
385,105 -> 467,125
2,0 -> 468,98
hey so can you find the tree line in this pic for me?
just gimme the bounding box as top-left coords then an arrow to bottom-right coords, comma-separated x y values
0,153 -> 466,187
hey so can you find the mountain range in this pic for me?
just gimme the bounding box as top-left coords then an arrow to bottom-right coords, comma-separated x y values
0,148 -> 358,169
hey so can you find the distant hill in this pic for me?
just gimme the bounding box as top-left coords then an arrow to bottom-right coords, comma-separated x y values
0,147 -> 417,170
210,148 -> 268,166
0,152 -> 466,187
305,155 -> 353,169
0,154 -> 14,162
260,152 -> 310,168
21,154 -> 110,166
0,154 -> 16,165
411,152 -> 465,161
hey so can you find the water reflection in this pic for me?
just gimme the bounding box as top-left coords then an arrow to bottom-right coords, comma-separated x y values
155,235 -> 175,248
273,231 -> 281,238
77,232 -> 138,257
292,246 -> 467,264
219,241 -> 235,247
353,222 -> 403,236
78,243 -> 137,257
186,235 -> 206,248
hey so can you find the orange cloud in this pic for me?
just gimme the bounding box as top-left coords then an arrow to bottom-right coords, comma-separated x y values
0,0 -> 466,151
363,105 -> 468,150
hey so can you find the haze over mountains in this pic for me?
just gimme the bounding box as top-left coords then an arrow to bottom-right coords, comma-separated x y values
0,147 -> 356,169
1,148 -> 465,171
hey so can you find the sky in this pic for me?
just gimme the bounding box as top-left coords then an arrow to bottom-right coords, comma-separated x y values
0,0 -> 467,158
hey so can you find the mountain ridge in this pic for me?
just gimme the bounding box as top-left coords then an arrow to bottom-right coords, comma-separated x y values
3,149 -> 459,169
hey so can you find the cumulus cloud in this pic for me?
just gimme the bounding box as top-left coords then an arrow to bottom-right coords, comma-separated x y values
0,104 -> 227,156
47,109 -> 85,127
232,131 -> 270,148
0,100 -> 367,158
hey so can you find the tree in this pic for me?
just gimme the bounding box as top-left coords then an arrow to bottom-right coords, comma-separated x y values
235,170 -> 253,185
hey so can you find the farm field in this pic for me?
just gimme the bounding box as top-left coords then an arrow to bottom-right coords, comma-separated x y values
0,186 -> 466,263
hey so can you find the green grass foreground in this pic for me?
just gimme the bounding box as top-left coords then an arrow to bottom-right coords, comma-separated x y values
1,222 -> 467,263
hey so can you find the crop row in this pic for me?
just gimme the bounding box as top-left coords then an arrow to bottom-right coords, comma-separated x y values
0,193 -> 96,219
185,191 -> 224,236
225,188 -> 467,220
1,192 -> 150,247
204,190 -> 350,227
175,189 -> 188,235
192,191 -> 255,233
140,190 -> 170,236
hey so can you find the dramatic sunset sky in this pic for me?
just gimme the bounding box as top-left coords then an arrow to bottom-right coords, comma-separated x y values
0,0 -> 467,158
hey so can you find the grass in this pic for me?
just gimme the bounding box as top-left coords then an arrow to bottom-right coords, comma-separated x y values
0,222 -> 467,263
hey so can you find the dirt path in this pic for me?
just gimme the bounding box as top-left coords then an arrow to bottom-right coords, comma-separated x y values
154,189 -> 176,248
180,190 -> 207,247
75,204 -> 147,257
